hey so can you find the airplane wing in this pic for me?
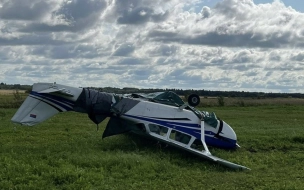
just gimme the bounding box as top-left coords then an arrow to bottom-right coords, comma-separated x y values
185,147 -> 250,170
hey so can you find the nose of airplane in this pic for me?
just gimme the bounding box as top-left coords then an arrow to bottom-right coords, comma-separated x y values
219,121 -> 238,148
205,120 -> 238,149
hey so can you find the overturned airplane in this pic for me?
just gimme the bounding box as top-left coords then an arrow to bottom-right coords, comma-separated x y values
11,83 -> 249,170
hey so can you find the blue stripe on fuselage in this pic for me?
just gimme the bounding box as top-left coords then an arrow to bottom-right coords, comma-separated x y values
30,91 -> 74,111
123,114 -> 200,138
205,136 -> 237,149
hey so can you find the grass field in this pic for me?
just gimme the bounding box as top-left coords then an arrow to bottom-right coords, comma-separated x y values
0,90 -> 27,95
0,90 -> 28,109
1,98 -> 304,189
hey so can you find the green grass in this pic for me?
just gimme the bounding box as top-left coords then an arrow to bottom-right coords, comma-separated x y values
1,106 -> 304,189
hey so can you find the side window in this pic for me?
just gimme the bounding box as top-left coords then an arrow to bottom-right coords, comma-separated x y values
169,129 -> 191,144
148,124 -> 169,137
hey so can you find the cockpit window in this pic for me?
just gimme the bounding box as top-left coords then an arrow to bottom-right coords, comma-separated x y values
169,129 -> 191,144
148,124 -> 168,137
129,91 -> 185,106
147,91 -> 185,106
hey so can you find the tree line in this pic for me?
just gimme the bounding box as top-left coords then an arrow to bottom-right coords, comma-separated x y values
1,83 -> 304,98
98,87 -> 304,98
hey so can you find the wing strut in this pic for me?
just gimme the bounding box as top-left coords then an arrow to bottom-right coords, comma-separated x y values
200,120 -> 211,155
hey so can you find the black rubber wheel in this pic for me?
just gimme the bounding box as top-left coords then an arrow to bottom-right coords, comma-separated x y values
188,94 -> 200,107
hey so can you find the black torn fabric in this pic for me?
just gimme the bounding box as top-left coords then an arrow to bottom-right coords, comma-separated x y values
111,98 -> 140,114
102,116 -> 134,138
73,88 -> 113,124
73,89 -> 141,138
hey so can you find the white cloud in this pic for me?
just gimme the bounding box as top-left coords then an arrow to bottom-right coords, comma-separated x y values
0,0 -> 55,20
201,6 -> 211,18
0,0 -> 303,93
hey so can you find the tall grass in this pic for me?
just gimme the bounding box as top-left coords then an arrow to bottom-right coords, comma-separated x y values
0,91 -> 28,108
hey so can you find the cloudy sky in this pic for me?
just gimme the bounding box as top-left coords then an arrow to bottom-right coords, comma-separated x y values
1,0 -> 304,93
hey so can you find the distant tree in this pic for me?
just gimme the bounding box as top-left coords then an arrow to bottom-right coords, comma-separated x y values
217,96 -> 225,106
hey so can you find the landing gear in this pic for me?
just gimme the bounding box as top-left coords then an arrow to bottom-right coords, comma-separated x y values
188,94 -> 200,107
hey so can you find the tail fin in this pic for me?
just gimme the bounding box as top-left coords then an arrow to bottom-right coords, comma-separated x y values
11,83 -> 82,126
11,95 -> 61,126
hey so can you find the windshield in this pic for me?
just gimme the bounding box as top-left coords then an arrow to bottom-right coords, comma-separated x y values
142,91 -> 185,106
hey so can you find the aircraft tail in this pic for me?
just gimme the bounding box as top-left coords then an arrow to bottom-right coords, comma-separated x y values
11,83 -> 82,126
11,95 -> 61,126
